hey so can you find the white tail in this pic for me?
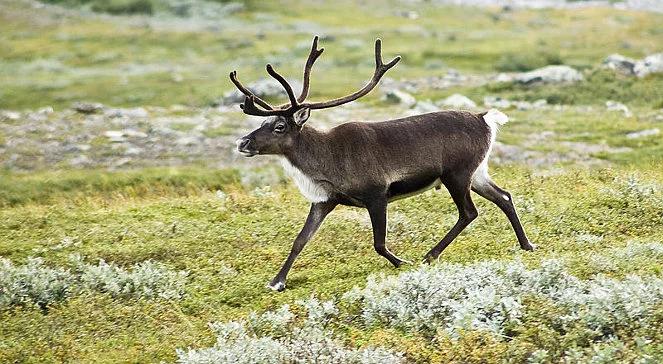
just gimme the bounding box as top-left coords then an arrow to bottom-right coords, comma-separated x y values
484,108 -> 509,126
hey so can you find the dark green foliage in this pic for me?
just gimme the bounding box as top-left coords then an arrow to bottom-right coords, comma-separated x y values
482,70 -> 663,106
91,0 -> 153,15
494,52 -> 564,72
0,167 -> 239,207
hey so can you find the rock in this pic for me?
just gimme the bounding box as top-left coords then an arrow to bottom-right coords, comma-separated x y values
606,100 -> 632,117
513,99 -> 548,110
484,96 -> 512,109
382,89 -> 416,107
72,102 -> 104,114
222,78 -> 303,105
176,136 -> 200,146
495,73 -> 513,83
37,106 -> 54,115
0,111 -> 21,120
113,157 -> 132,168
439,93 -> 476,109
104,130 -> 126,143
69,155 -> 91,168
406,101 -> 438,116
626,128 -> 660,139
634,53 -> 663,78
602,54 -> 636,75
514,65 -> 583,84
122,129 -> 148,138
125,146 -> 143,156
105,107 -> 148,118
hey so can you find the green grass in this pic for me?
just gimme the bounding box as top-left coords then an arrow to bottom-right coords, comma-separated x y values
0,167 -> 239,207
2,1 -> 663,362
1,164 -> 662,362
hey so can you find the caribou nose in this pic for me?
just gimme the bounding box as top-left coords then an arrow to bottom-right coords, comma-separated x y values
236,138 -> 250,151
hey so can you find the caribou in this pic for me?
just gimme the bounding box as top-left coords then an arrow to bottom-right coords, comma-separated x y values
232,36 -> 535,291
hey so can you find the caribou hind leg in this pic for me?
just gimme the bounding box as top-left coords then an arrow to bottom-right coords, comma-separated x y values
423,174 -> 478,263
471,162 -> 535,251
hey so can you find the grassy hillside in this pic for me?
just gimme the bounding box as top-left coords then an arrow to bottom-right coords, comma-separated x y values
1,0 -> 662,110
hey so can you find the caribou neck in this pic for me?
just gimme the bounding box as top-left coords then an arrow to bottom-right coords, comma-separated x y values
282,125 -> 330,177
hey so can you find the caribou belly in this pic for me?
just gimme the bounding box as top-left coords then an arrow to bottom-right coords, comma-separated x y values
387,175 -> 442,202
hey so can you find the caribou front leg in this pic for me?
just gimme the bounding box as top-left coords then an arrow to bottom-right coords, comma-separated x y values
268,200 -> 337,291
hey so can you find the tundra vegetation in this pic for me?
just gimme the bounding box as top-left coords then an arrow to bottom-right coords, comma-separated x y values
1,0 -> 662,363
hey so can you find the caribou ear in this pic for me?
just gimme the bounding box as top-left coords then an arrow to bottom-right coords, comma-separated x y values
293,107 -> 311,127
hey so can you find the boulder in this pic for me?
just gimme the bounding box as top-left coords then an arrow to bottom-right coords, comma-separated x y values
1,111 -> 21,121
439,93 -> 476,109
72,102 -> 104,114
602,54 -> 636,75
104,130 -> 126,143
382,89 -> 417,107
634,53 -> 663,78
626,128 -> 660,139
605,100 -> 632,117
406,101 -> 438,116
484,96 -> 512,109
514,65 -> 583,84
105,107 -> 148,118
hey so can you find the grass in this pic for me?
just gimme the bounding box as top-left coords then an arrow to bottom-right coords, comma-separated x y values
1,1 -> 662,110
1,0 -> 663,362
1,164 -> 662,362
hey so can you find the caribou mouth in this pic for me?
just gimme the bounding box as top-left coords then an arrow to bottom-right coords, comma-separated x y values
238,149 -> 258,157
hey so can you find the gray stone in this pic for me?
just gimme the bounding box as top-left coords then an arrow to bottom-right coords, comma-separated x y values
72,102 -> 104,114
439,93 -> 477,109
176,136 -> 200,146
626,128 -> 660,139
0,111 -> 21,120
105,107 -> 148,118
122,129 -> 148,138
606,100 -> 632,117
382,89 -> 417,107
602,54 -> 636,75
514,65 -> 583,84
484,96 -> 512,109
634,53 -> 663,78
406,101 -> 438,116
104,130 -> 126,143
69,155 -> 91,167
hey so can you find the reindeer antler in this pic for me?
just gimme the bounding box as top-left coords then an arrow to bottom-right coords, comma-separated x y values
301,39 -> 400,110
230,37 -> 399,117
298,35 -> 324,102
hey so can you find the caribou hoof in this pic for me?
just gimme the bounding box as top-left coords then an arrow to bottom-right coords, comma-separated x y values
267,281 -> 286,292
422,254 -> 437,265
521,242 -> 536,251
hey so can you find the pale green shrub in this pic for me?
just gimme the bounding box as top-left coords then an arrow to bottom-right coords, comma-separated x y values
176,299 -> 403,364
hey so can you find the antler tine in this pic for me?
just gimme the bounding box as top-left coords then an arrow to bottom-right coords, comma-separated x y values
229,71 -> 274,110
298,35 -> 324,102
266,64 -> 299,109
302,38 -> 401,110
240,95 -> 290,117
374,38 -> 401,76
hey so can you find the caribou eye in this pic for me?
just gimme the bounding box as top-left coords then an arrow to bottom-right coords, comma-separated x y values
273,123 -> 286,133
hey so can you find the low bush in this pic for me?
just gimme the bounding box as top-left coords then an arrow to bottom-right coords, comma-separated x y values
494,52 -> 563,72
0,256 -> 187,310
176,298 -> 403,364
